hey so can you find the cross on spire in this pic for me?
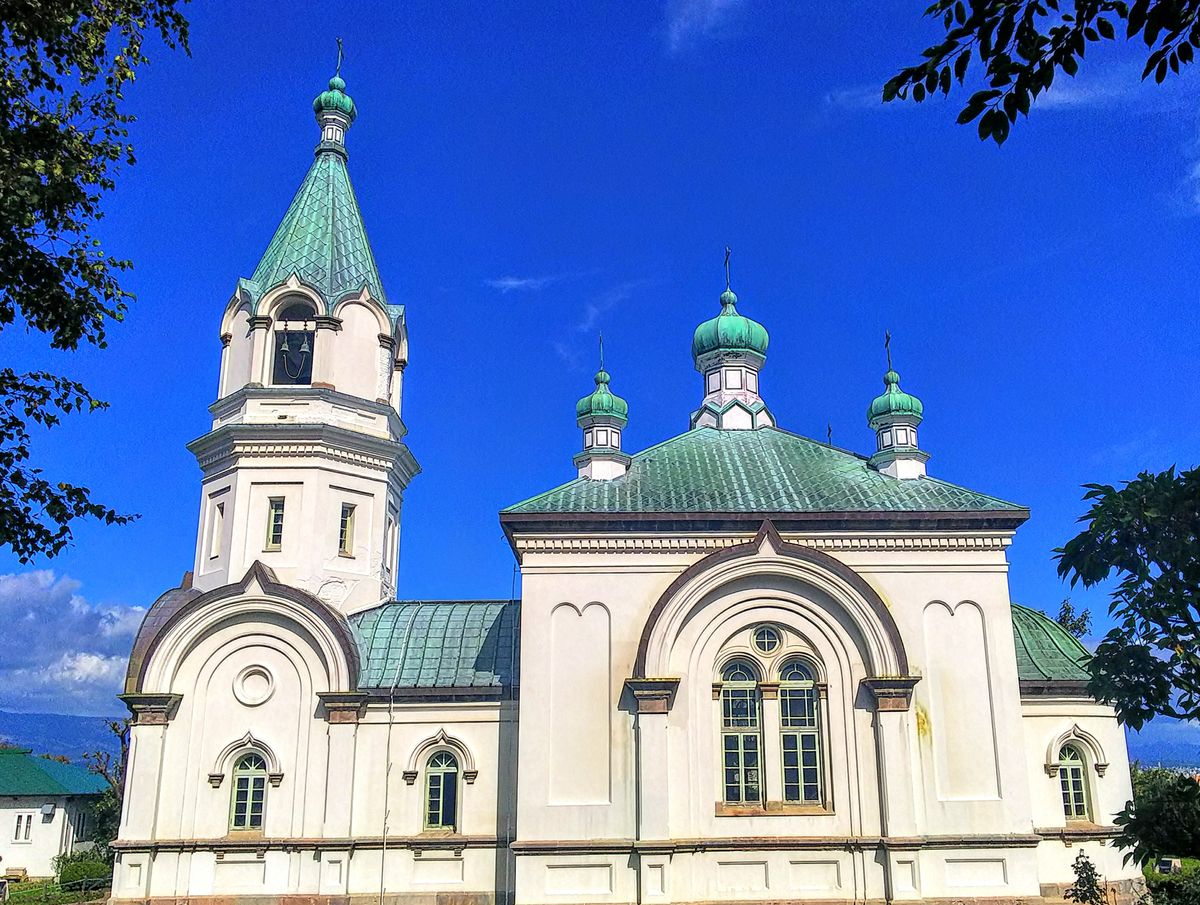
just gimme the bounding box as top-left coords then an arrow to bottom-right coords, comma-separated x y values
884,330 -> 893,371
335,37 -> 345,77
724,246 -> 732,290
598,332 -> 605,371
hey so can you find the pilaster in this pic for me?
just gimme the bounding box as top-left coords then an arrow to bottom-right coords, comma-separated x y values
626,679 -> 679,842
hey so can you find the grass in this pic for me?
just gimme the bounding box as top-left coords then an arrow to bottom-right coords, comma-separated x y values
5,877 -> 111,905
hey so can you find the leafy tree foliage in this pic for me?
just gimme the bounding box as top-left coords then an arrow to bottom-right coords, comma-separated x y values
1057,597 -> 1092,638
885,1 -> 1200,143
83,717 -> 130,862
1114,764 -> 1200,866
1064,850 -> 1106,905
1056,466 -> 1200,730
0,0 -> 189,561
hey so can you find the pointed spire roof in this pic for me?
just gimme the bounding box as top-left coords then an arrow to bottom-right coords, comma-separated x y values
248,69 -> 387,306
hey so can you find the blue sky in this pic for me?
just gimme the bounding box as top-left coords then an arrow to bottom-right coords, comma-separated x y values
0,0 -> 1196,717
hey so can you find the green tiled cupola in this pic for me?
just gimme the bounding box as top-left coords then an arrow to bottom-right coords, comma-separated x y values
313,75 -> 357,123
576,369 -> 629,426
691,288 -> 770,366
867,369 -> 924,426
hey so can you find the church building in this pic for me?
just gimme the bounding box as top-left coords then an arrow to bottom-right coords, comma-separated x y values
112,71 -> 1142,905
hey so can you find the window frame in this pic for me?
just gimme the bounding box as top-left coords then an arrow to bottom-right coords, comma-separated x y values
424,750 -> 460,832
1058,743 -> 1091,822
229,752 -> 268,832
719,659 -> 763,805
779,659 -> 825,806
338,503 -> 356,557
208,500 -> 225,560
264,497 -> 285,552
12,812 -> 33,843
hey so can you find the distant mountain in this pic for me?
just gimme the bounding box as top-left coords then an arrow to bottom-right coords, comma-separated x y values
0,710 -> 123,763
1127,720 -> 1200,770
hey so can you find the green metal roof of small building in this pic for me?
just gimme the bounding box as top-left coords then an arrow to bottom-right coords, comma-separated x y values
351,600 -> 519,689
867,369 -> 924,425
576,369 -> 629,425
503,426 -> 1024,516
1011,603 -> 1091,682
248,140 -> 387,306
691,289 -> 770,363
0,748 -> 107,796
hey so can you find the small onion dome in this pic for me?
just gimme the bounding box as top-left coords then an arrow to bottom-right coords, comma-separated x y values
867,369 -> 924,427
313,75 -> 357,122
576,369 -> 629,426
691,288 -> 770,363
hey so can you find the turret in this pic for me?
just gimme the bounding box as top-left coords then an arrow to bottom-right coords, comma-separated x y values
574,342 -> 630,480
690,249 -> 775,430
867,336 -> 928,479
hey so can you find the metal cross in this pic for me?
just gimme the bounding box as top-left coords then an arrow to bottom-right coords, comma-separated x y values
884,330 -> 893,371
724,246 -> 732,290
827,422 -> 833,446
598,332 -> 605,371
335,37 -> 345,77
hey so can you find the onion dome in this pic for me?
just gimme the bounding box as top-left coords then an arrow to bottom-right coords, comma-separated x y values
313,75 -> 357,123
691,288 -> 770,365
867,369 -> 924,427
576,369 -> 628,426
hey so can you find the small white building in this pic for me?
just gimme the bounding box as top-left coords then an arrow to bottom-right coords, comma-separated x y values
111,69 -> 1143,905
0,748 -> 104,879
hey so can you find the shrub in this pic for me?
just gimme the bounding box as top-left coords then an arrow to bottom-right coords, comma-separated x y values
57,861 -> 110,886
1065,851 -> 1106,905
1146,868 -> 1200,905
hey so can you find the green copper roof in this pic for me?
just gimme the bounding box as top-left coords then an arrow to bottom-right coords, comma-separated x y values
1011,603 -> 1091,682
692,289 -> 770,364
503,426 -> 1024,515
576,369 -> 629,425
868,369 -> 924,425
0,748 -> 107,796
248,143 -> 387,306
350,600 -> 519,689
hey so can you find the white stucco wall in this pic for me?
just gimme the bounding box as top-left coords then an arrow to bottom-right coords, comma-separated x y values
0,796 -> 93,879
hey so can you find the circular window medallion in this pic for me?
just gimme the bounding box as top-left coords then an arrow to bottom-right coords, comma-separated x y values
753,625 -> 781,654
234,665 -> 274,707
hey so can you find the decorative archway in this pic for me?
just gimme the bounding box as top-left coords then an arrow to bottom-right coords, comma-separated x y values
635,522 -> 912,690
207,731 -> 284,788
402,729 -> 478,784
1045,724 -> 1109,777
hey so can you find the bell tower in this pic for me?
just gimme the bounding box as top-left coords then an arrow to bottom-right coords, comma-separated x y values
187,68 -> 419,612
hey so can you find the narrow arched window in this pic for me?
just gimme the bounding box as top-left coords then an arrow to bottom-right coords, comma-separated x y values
780,660 -> 824,805
425,751 -> 459,831
1059,744 -> 1090,821
720,660 -> 762,804
229,753 -> 267,831
273,302 -> 315,386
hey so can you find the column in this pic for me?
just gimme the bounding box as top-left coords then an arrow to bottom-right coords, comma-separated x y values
117,693 -> 182,840
317,693 -> 366,837
758,682 -> 781,806
311,316 -> 342,389
247,316 -> 272,386
626,679 -> 679,905
861,676 -> 922,901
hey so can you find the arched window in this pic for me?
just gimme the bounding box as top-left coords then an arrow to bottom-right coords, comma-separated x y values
425,751 -> 459,831
229,753 -> 267,831
779,659 -> 824,805
273,302 -> 315,386
1059,744 -> 1090,821
720,659 -> 762,804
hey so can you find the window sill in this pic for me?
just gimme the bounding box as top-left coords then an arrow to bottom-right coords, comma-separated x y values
715,802 -> 833,817
337,552 -> 355,559
419,828 -> 460,837
225,830 -> 265,839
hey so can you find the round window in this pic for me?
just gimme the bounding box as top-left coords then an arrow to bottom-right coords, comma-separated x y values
753,625 -> 781,654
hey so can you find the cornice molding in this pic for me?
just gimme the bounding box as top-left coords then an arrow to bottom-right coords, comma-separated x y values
512,531 -> 1013,555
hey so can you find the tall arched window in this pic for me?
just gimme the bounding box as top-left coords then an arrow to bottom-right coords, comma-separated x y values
273,302 -> 315,386
779,660 -> 824,805
1059,744 -> 1090,821
720,660 -> 762,804
425,751 -> 459,831
229,753 -> 267,831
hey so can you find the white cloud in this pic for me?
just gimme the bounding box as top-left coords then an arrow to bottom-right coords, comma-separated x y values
483,275 -> 561,293
665,0 -> 745,53
0,571 -> 143,716
576,280 -> 644,333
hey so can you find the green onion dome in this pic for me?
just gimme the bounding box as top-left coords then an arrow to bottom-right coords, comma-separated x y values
313,75 -> 357,122
576,369 -> 628,426
691,288 -> 770,364
867,369 -> 924,427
